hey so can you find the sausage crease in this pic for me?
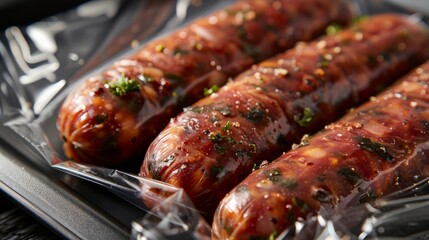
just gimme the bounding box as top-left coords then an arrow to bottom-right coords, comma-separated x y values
213,60 -> 429,239
57,0 -> 352,168
141,14 -> 429,220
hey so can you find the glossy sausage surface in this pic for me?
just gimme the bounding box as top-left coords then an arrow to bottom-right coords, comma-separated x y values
57,0 -> 352,168
141,14 -> 429,219
212,61 -> 429,239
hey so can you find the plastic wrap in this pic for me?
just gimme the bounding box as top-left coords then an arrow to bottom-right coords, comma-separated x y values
1,0 -> 429,239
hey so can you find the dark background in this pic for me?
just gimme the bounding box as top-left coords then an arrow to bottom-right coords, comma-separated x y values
0,0 -> 88,30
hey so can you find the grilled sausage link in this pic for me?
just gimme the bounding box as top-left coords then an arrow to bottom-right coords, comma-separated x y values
213,61 -> 429,239
57,0 -> 352,168
140,14 -> 429,219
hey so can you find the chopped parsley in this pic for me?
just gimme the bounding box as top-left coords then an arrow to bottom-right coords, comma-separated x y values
249,143 -> 257,154
204,85 -> 219,96
155,43 -> 165,52
267,168 -> 282,178
108,75 -> 140,97
209,132 -> 223,143
268,231 -> 278,240
252,163 -> 260,171
265,168 -> 297,189
209,132 -> 225,154
222,121 -> 231,131
294,107 -> 314,127
353,15 -> 369,24
326,23 -> 342,36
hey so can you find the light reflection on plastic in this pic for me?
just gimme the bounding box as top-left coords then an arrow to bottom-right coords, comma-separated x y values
5,27 -> 60,85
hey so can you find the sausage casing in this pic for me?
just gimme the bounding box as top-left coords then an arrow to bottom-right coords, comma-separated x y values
141,14 -> 429,219
57,0 -> 352,168
212,61 -> 429,240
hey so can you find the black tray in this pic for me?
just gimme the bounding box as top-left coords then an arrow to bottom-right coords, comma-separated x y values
0,125 -> 144,239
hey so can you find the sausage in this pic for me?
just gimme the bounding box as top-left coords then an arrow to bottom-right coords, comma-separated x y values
140,14 -> 429,220
212,60 -> 429,239
57,0 -> 352,168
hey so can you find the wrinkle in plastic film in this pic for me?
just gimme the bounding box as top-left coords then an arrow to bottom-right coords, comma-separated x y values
1,0 -> 429,240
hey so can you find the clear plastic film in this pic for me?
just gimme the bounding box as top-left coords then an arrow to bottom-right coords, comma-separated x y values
278,178 -> 429,240
1,0 -> 429,240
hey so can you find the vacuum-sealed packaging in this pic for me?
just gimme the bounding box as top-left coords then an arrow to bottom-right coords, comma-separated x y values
1,0 -> 429,239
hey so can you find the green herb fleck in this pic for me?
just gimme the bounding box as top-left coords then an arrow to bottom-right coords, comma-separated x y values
267,168 -> 282,177
204,85 -> 219,96
249,143 -> 257,154
265,168 -> 297,189
298,134 -> 310,147
294,107 -> 314,127
353,15 -> 368,24
209,132 -> 225,154
108,75 -> 140,97
252,163 -> 260,171
318,58 -> 330,68
155,43 -> 165,52
326,23 -> 342,36
209,133 -> 223,143
337,167 -> 362,186
356,137 -> 393,161
222,121 -> 231,131
268,231 -> 278,240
